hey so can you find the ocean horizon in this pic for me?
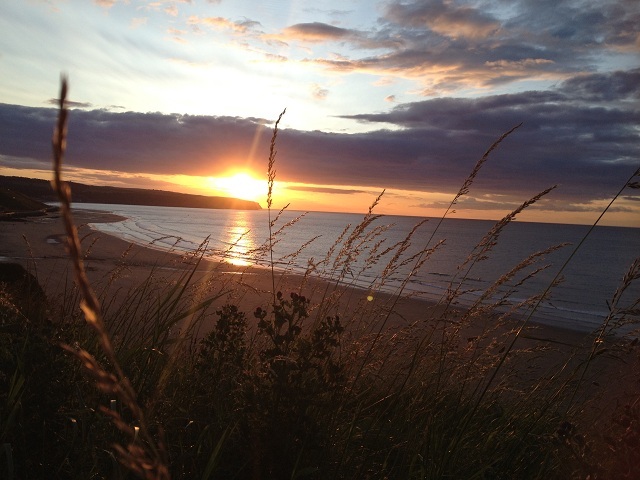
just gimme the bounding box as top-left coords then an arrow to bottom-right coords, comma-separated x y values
74,202 -> 639,335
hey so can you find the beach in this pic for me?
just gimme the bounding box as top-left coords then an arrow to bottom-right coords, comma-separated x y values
1,208 -> 637,411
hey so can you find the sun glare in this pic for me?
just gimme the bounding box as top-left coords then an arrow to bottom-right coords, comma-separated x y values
208,172 -> 267,203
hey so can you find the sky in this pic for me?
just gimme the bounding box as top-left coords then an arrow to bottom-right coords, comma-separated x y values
0,0 -> 639,226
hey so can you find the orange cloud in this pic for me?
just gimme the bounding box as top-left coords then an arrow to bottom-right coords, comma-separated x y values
188,15 -> 261,34
94,0 -> 117,7
485,58 -> 555,70
269,22 -> 353,44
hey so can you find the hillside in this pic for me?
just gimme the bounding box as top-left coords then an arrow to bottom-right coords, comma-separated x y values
0,186 -> 58,220
0,187 -> 51,212
0,176 -> 262,211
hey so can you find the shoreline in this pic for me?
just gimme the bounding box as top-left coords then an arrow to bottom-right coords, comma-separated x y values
1,209 -> 637,410
0,208 -> 619,342
80,202 -> 628,336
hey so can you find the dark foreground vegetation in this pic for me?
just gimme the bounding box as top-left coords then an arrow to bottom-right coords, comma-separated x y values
1,79 -> 639,479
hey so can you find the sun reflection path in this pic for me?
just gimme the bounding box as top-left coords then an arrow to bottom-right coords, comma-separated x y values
220,211 -> 255,267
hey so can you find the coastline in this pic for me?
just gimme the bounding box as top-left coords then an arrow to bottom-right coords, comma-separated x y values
0,208 -> 584,336
1,208 -> 637,410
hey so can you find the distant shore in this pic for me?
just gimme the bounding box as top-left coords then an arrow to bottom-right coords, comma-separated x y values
0,174 -> 262,211
1,208 -> 636,410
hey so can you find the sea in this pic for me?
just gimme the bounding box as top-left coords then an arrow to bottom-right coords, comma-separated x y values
74,203 -> 639,335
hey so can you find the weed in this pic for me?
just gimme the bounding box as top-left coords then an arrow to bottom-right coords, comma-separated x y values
0,77 -> 637,479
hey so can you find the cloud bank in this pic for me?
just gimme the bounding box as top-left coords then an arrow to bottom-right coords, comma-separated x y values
1,68 -> 638,213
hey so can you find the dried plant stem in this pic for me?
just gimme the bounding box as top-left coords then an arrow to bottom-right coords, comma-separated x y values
465,164 -> 640,433
267,108 -> 286,306
351,125 -> 523,387
52,78 -> 116,368
51,77 -> 169,480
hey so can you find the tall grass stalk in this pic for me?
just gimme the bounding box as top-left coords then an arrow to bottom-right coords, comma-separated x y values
4,78 -> 638,478
350,124 -> 525,389
482,165 -> 640,415
51,77 -> 171,479
266,108 -> 286,306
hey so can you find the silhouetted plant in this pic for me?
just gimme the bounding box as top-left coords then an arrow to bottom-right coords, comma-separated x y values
241,292 -> 345,478
3,76 -> 638,479
198,304 -> 248,376
254,291 -> 344,392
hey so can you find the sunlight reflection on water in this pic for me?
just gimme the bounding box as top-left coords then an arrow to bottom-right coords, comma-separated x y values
219,211 -> 254,267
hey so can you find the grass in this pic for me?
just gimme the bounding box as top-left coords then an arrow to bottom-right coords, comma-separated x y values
0,77 -> 639,479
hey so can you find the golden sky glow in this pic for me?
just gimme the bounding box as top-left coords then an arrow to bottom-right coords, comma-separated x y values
206,172 -> 267,202
0,1 -> 638,226
3,163 -> 636,228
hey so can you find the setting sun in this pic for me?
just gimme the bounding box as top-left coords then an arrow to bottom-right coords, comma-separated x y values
208,172 -> 267,203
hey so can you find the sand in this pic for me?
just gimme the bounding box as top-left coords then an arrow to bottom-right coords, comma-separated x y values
1,208 -> 637,411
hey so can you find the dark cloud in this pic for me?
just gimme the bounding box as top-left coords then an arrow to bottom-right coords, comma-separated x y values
283,22 -> 352,42
271,21 -> 400,51
46,98 -> 93,108
280,0 -> 639,93
0,103 -> 275,176
412,197 -> 522,212
334,70 -> 639,200
501,0 -> 640,50
559,69 -> 640,101
0,154 -> 49,170
385,1 -> 500,39
287,186 -> 368,195
1,69 -> 638,213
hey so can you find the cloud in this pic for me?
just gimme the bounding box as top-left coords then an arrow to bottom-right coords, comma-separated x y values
412,196 -> 522,212
264,53 -> 288,63
94,0 -> 117,7
385,1 -> 501,40
0,103 -> 276,177
311,84 -> 329,100
265,22 -> 397,51
131,17 -> 148,29
287,186 -> 368,195
0,154 -> 50,171
188,15 -> 262,34
46,99 -> 93,108
143,0 -> 192,17
559,69 -> 640,101
485,58 -> 555,71
164,5 -> 179,17
1,69 -> 638,213
280,22 -> 353,43
333,70 -> 639,199
503,0 -> 640,51
262,0 -> 639,95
